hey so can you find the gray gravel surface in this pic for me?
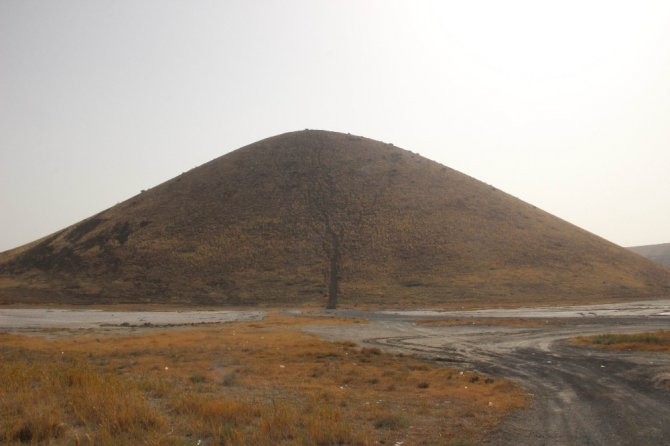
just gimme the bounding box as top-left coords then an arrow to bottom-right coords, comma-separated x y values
0,308 -> 264,329
307,300 -> 670,446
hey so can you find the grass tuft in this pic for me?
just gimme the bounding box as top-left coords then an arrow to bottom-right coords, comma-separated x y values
189,374 -> 207,383
374,414 -> 409,430
222,371 -> 237,386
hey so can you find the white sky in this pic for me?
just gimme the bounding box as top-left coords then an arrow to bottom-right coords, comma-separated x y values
1,0 -> 669,252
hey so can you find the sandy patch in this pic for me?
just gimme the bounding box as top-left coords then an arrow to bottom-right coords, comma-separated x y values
0,309 -> 264,330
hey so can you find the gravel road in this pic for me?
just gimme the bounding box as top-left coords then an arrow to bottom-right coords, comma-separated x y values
306,300 -> 670,446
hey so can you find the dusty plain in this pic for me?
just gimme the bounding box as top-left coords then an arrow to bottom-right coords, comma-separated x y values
1,300 -> 669,445
1,310 -> 523,446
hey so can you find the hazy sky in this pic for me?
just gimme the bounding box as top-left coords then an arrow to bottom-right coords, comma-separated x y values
1,0 -> 669,252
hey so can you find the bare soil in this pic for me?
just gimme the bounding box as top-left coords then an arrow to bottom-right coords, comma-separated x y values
0,308 -> 264,330
305,300 -> 670,446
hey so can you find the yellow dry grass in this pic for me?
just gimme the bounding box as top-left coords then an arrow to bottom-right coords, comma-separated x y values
573,330 -> 670,352
0,317 -> 526,445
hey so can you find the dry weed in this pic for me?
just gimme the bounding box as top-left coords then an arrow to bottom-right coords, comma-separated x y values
573,330 -> 670,352
0,319 -> 526,445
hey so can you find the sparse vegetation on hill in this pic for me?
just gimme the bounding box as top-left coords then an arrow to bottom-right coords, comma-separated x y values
1,130 -> 669,307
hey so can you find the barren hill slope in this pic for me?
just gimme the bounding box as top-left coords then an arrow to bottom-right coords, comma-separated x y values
1,130 -> 669,306
628,243 -> 670,266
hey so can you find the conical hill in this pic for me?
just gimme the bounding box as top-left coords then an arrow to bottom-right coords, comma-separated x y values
1,130 -> 669,306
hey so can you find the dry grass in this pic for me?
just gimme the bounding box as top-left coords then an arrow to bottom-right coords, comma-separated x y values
0,358 -> 163,444
573,330 -> 670,352
0,317 -> 526,445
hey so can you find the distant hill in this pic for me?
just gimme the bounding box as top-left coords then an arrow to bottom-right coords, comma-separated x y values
628,243 -> 670,266
1,130 -> 669,307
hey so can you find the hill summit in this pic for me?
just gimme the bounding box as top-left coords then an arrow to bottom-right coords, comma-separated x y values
1,130 -> 669,307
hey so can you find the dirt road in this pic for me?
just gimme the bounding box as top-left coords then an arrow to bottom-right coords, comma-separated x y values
306,300 -> 670,446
